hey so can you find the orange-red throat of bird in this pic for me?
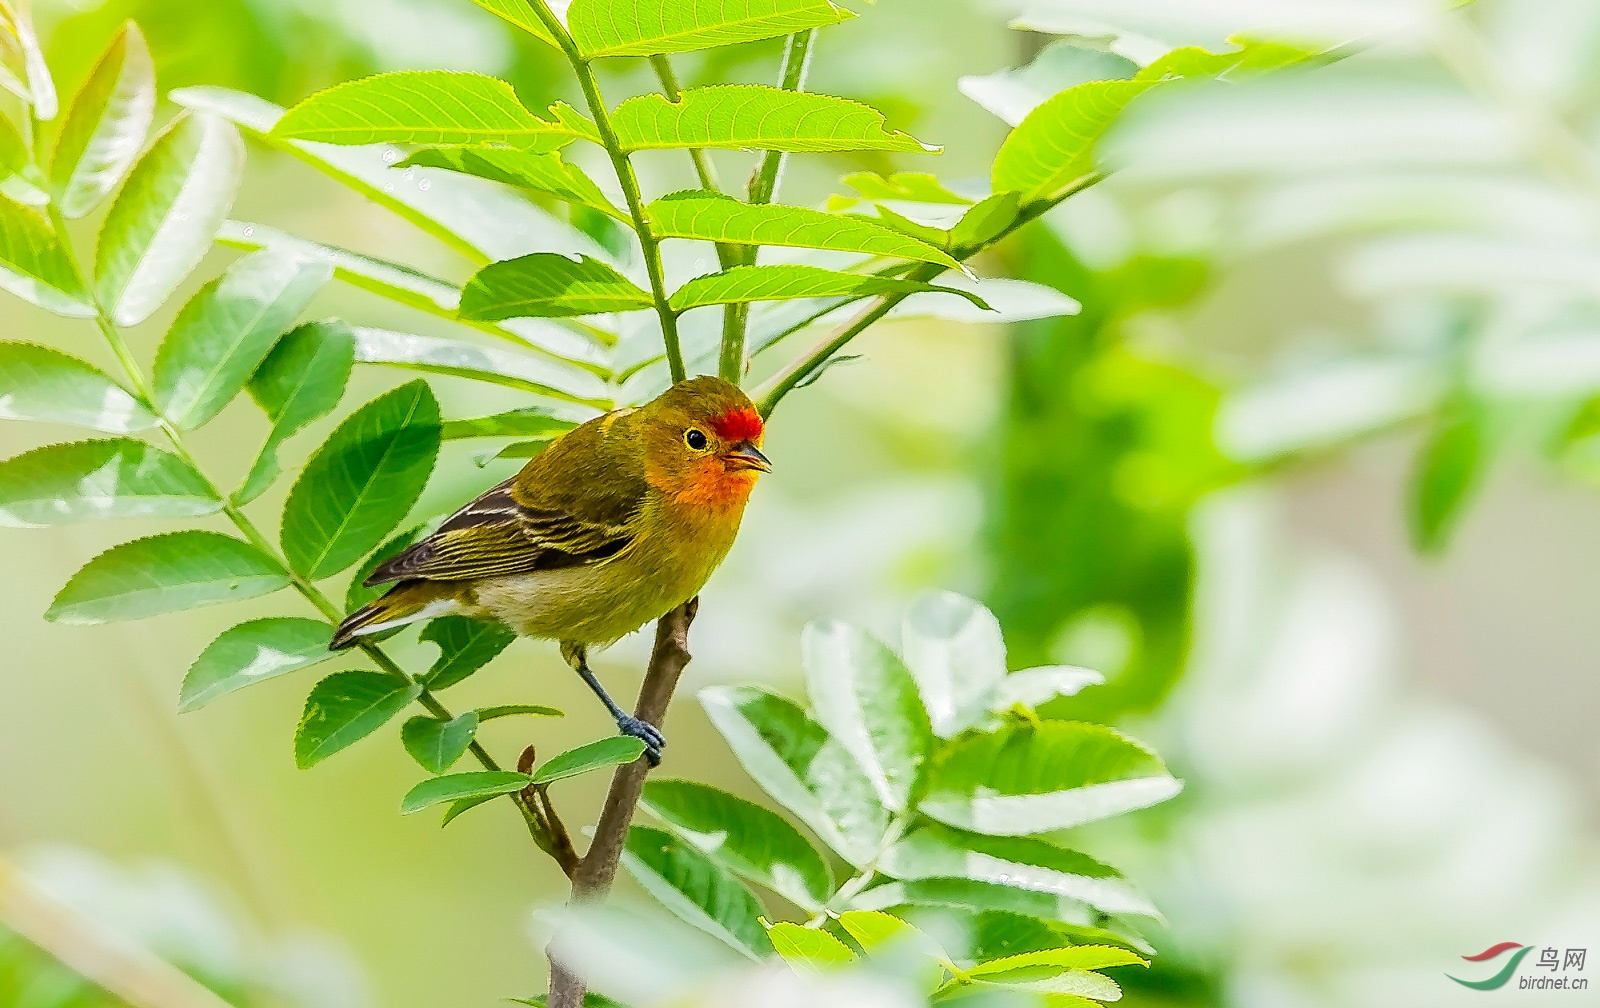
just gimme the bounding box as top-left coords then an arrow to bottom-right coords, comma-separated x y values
329,376 -> 771,765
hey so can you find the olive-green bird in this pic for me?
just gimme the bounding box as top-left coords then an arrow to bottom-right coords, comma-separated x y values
330,376 -> 770,763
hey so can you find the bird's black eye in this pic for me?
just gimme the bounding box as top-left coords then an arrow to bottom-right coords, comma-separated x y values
685,428 -> 708,451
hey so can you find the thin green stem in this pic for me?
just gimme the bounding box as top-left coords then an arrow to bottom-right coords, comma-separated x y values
715,29 -> 819,384
748,30 -> 816,207
529,1 -> 685,382
36,136 -> 557,859
757,175 -> 1106,417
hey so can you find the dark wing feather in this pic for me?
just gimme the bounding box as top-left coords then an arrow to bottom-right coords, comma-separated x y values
364,477 -> 634,586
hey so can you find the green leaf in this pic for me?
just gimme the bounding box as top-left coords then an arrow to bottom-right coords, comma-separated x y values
173,88 -> 603,268
991,79 -> 1154,202
669,264 -> 988,314
698,684 -> 888,866
949,191 -> 1022,249
397,147 -> 621,219
47,530 -> 290,625
272,72 -> 583,151
850,878 -> 1104,928
985,666 -> 1103,717
0,193 -> 94,316
901,592 -> 1008,738
296,670 -> 420,768
971,966 -> 1120,999
476,703 -> 563,720
803,620 -> 933,813
992,41 -> 1309,203
49,23 -> 155,219
219,222 -> 612,373
0,0 -> 55,118
235,320 -> 355,506
345,526 -> 423,613
0,439 -> 219,527
837,172 -> 974,205
969,946 -> 1146,978
353,326 -> 610,405
473,438 -> 554,466
919,722 -> 1181,836
640,779 -> 834,912
648,193 -> 960,269
441,793 -> 502,828
442,408 -> 578,441
0,110 -> 24,176
420,615 -> 517,689
152,251 -> 331,430
613,86 -> 934,153
460,253 -> 653,320
878,825 -> 1159,919
569,0 -> 853,58
621,826 -> 772,959
282,380 -> 441,581
531,736 -> 647,784
1408,402 -> 1487,554
0,342 -> 156,432
178,617 -> 337,712
766,923 -> 854,972
466,0 -> 559,47
401,712 -> 480,773
95,112 -> 243,326
1134,40 -> 1311,82
400,769 -> 529,813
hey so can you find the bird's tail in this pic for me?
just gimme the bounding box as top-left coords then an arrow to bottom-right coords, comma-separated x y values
330,581 -> 459,650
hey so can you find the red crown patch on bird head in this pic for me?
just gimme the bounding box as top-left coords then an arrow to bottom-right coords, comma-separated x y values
711,406 -> 763,443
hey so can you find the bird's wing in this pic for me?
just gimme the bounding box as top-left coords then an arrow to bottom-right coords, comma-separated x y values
363,477 -> 635,585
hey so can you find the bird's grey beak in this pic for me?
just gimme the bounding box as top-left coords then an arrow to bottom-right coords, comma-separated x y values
725,440 -> 772,473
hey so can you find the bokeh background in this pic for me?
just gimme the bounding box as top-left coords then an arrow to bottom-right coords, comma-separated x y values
4,0 -> 1599,1005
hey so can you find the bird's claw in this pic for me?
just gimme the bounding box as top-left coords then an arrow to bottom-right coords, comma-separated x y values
616,715 -> 665,767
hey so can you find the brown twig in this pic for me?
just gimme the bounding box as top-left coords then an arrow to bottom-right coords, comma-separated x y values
546,598 -> 698,1008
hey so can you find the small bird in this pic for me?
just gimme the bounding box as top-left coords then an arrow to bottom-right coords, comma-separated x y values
330,375 -> 771,763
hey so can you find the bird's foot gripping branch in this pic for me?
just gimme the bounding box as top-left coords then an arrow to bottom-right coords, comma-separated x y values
0,0 -> 1323,1003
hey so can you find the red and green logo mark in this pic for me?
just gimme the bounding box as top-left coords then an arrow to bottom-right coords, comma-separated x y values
1449,943 -> 1534,990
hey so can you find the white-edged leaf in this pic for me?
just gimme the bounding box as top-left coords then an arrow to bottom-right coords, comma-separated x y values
152,250 -> 331,429
172,87 -> 607,267
353,326 -> 610,406
0,342 -> 157,432
622,825 -> 772,959
0,193 -> 94,316
879,824 -> 1161,919
50,23 -> 156,219
0,439 -> 218,527
397,147 -> 621,218
901,591 -> 1008,738
0,0 -> 56,118
179,617 -> 336,712
698,685 -> 887,867
217,221 -> 610,372
95,112 -> 244,326
919,722 -> 1181,836
640,779 -> 834,912
47,531 -> 290,625
803,620 -> 933,813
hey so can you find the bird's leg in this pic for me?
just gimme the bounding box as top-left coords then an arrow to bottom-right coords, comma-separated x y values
560,641 -> 665,766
